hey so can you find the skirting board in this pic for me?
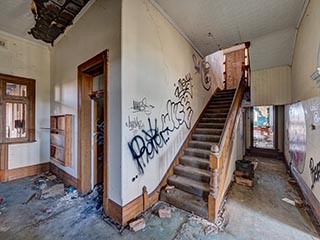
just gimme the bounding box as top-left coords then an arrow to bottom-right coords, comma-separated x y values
6,162 -> 49,182
49,163 -> 78,188
291,166 -> 320,223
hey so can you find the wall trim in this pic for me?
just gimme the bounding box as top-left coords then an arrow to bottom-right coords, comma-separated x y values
50,163 -> 78,188
149,0 -> 204,58
6,162 -> 49,181
291,166 -> 320,224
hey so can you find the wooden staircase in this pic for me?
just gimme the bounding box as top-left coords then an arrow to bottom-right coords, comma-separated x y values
160,89 -> 236,219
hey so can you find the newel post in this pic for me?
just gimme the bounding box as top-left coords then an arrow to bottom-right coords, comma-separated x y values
208,144 -> 220,222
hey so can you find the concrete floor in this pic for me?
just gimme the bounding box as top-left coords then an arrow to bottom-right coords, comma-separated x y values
0,157 -> 319,240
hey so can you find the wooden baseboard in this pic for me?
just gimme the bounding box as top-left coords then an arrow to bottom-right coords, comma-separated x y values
49,163 -> 78,188
7,162 -> 49,181
290,167 -> 320,224
107,91 -> 220,226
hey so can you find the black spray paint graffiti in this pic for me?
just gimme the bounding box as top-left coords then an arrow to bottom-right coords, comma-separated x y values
131,97 -> 155,115
125,116 -> 145,135
128,118 -> 170,175
128,74 -> 194,176
192,53 -> 212,91
162,74 -> 193,130
310,157 -> 320,190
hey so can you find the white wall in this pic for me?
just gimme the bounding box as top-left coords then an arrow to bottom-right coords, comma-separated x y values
285,99 -> 320,203
50,0 -> 121,204
251,66 -> 292,106
0,33 -> 50,170
121,0 -> 216,205
291,0 -> 320,102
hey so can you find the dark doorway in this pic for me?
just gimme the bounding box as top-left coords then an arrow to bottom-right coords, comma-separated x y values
78,50 -> 109,213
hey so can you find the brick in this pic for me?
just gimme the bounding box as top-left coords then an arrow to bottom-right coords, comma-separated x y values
158,208 -> 171,218
129,218 -> 145,232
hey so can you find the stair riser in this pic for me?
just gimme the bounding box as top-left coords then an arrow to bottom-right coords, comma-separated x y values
195,128 -> 223,135
188,141 -> 212,150
180,158 -> 210,170
203,113 -> 228,118
212,96 -> 234,101
184,149 -> 210,159
210,101 -> 233,106
192,135 -> 220,142
167,178 -> 209,199
174,167 -> 210,183
207,104 -> 232,109
205,109 -> 229,113
198,123 -> 225,128
200,118 -> 226,123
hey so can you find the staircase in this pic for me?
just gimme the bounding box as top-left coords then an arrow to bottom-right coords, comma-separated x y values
160,89 -> 236,218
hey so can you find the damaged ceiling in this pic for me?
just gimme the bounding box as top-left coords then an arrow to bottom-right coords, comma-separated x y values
0,0 -> 93,46
29,0 -> 90,45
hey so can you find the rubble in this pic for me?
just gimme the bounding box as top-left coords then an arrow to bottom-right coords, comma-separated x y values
129,218 -> 146,232
41,184 -> 65,199
165,185 -> 175,193
158,208 -> 171,218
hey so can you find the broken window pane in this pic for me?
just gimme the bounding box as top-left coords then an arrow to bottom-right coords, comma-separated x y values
6,83 -> 27,97
6,103 -> 27,139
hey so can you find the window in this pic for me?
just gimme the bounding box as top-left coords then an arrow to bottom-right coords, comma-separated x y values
0,73 -> 35,143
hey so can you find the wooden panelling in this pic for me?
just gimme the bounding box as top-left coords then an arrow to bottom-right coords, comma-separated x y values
108,199 -> 123,225
49,163 -> 78,188
251,66 -> 291,106
225,49 -> 245,90
0,144 -> 8,182
8,162 -> 49,181
291,167 -> 320,223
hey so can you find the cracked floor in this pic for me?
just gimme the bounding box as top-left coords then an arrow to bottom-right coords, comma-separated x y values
0,157 -> 319,240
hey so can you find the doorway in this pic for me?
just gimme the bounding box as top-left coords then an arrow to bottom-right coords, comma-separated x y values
252,106 -> 275,149
78,50 -> 108,212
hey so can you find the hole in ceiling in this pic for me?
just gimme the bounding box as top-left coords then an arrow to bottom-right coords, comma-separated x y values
28,0 -> 90,45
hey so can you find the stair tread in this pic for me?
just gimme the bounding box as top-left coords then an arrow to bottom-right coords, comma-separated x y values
168,175 -> 210,193
180,155 -> 209,163
192,134 -> 221,138
175,164 -> 211,177
184,147 -> 211,154
160,188 -> 208,218
189,140 -> 216,144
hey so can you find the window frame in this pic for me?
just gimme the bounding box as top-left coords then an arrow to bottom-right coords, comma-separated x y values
0,73 -> 35,144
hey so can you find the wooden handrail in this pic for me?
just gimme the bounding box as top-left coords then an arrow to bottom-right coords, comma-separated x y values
208,71 -> 246,222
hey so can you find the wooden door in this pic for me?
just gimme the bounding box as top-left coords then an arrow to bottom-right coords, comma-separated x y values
225,49 -> 245,89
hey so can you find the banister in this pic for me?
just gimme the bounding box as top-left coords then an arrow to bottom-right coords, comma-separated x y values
208,71 -> 246,222
216,71 -> 246,151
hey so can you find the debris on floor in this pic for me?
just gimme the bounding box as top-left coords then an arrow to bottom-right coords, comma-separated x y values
288,178 -> 297,185
165,184 -> 175,193
88,184 -> 103,210
234,159 -> 255,187
295,198 -> 305,208
41,183 -> 65,199
282,197 -> 296,206
129,218 -> 146,232
24,193 -> 40,204
158,208 -> 171,218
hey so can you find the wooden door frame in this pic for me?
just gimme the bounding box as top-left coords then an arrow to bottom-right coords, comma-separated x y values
250,105 -> 278,151
78,50 -> 109,213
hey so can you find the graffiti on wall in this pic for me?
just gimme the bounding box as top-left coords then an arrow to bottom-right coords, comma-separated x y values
128,74 -> 194,176
125,116 -> 145,135
310,157 -> 320,190
131,97 -> 155,115
192,53 -> 212,91
288,103 -> 307,174
310,99 -> 320,125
